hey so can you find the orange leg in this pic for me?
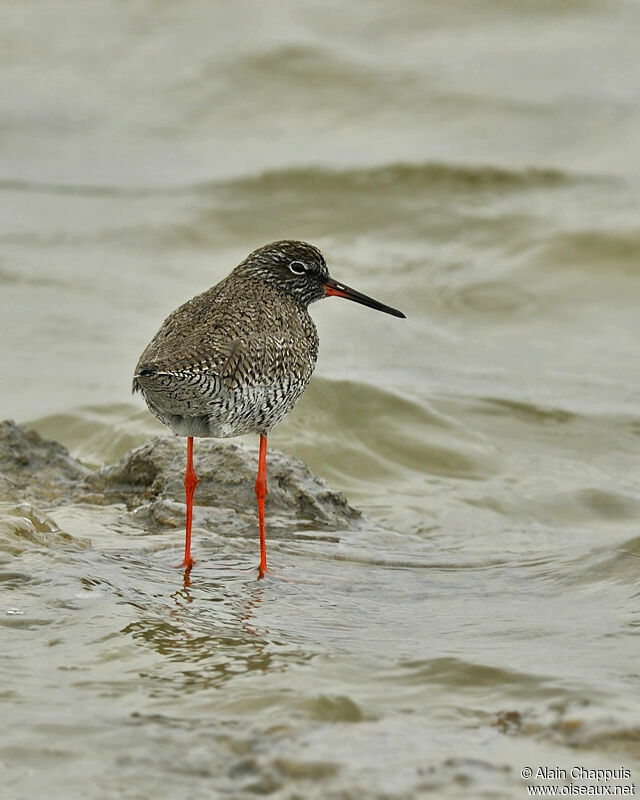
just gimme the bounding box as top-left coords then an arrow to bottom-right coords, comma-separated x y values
182,435 -> 198,569
255,433 -> 268,576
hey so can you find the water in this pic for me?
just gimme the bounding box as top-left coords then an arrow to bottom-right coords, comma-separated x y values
2,1 -> 640,797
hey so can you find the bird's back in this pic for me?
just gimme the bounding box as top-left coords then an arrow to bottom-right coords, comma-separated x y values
133,272 -> 319,438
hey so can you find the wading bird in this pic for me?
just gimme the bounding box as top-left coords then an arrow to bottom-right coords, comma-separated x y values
133,241 -> 405,575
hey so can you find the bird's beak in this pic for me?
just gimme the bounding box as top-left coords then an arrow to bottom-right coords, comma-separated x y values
323,277 -> 406,319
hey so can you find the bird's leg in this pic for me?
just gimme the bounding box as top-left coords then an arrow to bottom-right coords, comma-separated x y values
182,435 -> 198,569
255,434 -> 268,576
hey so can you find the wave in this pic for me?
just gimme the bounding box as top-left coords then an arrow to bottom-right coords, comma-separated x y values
531,228 -> 640,273
0,160 -> 583,200
26,377 -> 495,485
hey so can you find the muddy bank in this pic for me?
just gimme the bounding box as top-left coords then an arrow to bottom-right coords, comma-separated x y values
0,420 -> 363,535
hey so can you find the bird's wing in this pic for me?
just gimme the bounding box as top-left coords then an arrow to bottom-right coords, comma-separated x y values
134,281 -> 316,395
136,329 -> 312,394
198,330 -> 311,392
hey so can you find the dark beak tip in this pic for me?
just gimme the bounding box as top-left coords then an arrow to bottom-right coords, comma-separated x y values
324,278 -> 406,319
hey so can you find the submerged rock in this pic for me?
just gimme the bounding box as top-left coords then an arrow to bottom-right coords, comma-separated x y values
0,420 -> 362,532
0,420 -> 90,505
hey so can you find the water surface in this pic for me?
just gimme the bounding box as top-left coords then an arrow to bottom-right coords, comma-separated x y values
2,1 -> 640,798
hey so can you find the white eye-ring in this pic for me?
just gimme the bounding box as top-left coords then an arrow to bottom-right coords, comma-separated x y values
289,261 -> 306,275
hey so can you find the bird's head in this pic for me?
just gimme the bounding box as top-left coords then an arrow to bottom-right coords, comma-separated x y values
236,240 -> 406,318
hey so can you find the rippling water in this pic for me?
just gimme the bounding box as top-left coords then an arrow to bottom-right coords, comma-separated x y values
2,1 -> 640,798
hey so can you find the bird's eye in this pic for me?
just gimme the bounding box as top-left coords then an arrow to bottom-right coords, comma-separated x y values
289,261 -> 306,275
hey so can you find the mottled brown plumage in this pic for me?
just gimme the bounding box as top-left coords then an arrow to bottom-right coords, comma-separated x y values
133,241 -> 324,438
132,239 -> 405,573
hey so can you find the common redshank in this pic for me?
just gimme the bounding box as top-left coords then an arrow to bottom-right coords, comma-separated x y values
133,241 -> 404,575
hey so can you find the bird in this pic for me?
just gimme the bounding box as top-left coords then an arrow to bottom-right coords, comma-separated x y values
133,240 -> 405,576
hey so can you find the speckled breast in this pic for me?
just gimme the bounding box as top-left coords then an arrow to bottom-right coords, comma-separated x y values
137,368 -> 314,438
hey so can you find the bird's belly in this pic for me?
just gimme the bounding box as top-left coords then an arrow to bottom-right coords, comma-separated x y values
138,373 -> 308,438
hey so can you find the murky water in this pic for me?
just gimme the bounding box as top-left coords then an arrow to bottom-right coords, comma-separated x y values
2,1 -> 640,798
